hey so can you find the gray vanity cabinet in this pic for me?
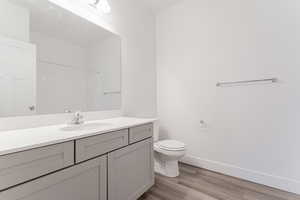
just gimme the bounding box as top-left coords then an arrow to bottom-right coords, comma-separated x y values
108,138 -> 154,200
0,156 -> 107,200
0,122 -> 154,200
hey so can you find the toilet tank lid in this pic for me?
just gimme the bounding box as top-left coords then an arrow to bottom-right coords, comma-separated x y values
156,140 -> 185,151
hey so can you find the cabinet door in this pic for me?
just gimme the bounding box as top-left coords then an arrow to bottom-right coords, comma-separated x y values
108,138 -> 154,200
0,156 -> 107,200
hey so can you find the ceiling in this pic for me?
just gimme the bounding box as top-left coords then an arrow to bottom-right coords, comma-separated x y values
139,0 -> 181,13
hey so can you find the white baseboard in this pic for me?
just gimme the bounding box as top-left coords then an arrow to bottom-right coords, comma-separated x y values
181,155 -> 300,195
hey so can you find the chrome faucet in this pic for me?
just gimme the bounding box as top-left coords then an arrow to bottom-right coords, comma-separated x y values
70,111 -> 84,125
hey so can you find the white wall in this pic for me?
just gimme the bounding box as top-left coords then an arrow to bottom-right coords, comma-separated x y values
157,0 -> 300,194
0,0 -> 29,42
108,0 -> 157,117
0,0 -> 156,131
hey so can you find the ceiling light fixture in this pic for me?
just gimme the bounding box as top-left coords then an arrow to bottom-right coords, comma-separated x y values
89,0 -> 111,14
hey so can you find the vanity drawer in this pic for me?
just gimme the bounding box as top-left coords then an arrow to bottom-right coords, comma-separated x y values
76,129 -> 128,163
0,141 -> 74,191
129,123 -> 153,144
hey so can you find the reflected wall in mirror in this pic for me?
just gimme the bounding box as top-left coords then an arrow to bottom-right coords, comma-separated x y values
0,0 -> 121,117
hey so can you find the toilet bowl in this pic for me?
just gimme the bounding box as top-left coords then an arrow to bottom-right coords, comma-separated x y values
154,140 -> 186,177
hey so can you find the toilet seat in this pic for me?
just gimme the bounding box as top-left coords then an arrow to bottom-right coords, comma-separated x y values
155,140 -> 185,151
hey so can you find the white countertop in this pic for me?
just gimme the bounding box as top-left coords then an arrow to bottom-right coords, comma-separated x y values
0,117 -> 157,156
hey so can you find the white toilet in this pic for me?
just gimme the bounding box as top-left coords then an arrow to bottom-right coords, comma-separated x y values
154,139 -> 186,177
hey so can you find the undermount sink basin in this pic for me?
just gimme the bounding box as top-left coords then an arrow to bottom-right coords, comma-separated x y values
60,122 -> 112,131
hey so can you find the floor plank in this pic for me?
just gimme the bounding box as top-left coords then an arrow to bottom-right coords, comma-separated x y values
139,163 -> 300,200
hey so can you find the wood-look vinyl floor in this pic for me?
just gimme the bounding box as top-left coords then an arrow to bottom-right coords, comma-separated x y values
139,163 -> 300,200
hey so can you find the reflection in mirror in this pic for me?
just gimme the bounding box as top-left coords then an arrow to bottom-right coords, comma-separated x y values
0,0 -> 121,117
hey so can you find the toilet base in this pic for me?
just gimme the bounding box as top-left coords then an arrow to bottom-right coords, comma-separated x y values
154,153 -> 180,177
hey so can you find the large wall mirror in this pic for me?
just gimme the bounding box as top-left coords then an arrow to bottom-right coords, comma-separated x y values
0,0 -> 121,117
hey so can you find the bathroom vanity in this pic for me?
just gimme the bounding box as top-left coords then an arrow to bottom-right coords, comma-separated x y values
0,117 -> 155,200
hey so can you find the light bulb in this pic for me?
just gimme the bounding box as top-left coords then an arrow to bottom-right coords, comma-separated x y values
96,0 -> 111,14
